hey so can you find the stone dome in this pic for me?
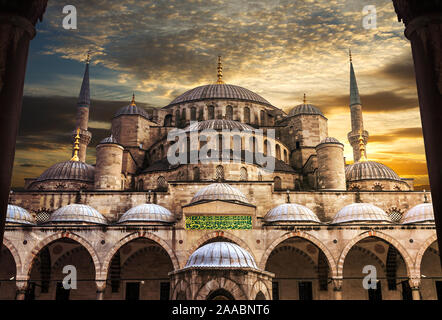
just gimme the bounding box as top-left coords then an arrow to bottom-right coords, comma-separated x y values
402,203 -> 434,224
185,242 -> 257,269
165,84 -> 273,107
99,135 -> 118,144
190,183 -> 250,204
114,102 -> 150,119
185,119 -> 254,132
50,204 -> 107,224
118,203 -> 176,224
289,103 -> 324,117
36,161 -> 94,183
6,205 -> 35,225
345,161 -> 401,182
332,203 -> 391,224
319,137 -> 342,145
264,203 -> 320,223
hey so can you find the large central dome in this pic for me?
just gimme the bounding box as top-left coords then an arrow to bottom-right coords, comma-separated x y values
165,84 -> 274,108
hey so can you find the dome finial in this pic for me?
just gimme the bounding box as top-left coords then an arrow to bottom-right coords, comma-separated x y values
358,130 -> 367,162
86,50 -> 92,64
71,128 -> 81,162
130,92 -> 136,106
349,48 -> 352,62
303,93 -> 307,104
216,55 -> 225,84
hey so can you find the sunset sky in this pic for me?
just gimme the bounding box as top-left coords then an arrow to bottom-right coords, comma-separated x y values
12,0 -> 429,189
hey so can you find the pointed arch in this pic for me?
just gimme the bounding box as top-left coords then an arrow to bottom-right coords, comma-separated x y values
250,280 -> 271,300
414,233 -> 438,276
195,277 -> 247,300
337,230 -> 414,278
2,237 -> 22,276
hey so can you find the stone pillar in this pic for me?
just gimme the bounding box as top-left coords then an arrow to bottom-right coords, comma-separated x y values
0,1 -> 48,247
96,280 -> 106,300
392,0 -> 442,265
332,278 -> 343,300
409,277 -> 421,300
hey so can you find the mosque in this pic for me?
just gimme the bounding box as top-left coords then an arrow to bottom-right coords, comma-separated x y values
0,54 -> 440,300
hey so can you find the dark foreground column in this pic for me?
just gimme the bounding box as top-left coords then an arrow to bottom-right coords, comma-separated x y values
0,1 -> 48,248
392,1 -> 442,265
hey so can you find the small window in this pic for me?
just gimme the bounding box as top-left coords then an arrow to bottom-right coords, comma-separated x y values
240,167 -> 248,181
157,176 -> 167,191
226,105 -> 233,120
216,165 -> 224,181
274,176 -> 282,190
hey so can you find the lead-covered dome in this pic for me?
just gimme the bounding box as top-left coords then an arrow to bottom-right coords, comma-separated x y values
185,242 -> 257,269
319,137 -> 342,145
289,103 -> 324,117
264,203 -> 320,223
191,183 -> 250,205
6,205 -> 35,225
50,204 -> 107,224
118,203 -> 176,224
332,203 -> 391,224
114,97 -> 150,119
36,161 -> 94,183
165,84 -> 273,107
345,161 -> 401,182
402,203 -> 434,224
185,119 -> 254,132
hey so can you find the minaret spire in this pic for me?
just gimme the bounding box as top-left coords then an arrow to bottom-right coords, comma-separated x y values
216,55 -> 225,84
303,93 -> 307,104
347,50 -> 369,162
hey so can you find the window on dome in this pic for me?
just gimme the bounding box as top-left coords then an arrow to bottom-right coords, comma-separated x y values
208,105 -> 215,120
276,144 -> 281,160
190,107 -> 196,121
260,110 -> 266,126
226,105 -> 233,120
164,114 -> 172,126
193,167 -> 200,181
216,165 -> 225,181
244,107 -> 251,123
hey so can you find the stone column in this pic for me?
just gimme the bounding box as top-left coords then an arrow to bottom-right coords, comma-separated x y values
0,1 -> 48,251
96,280 -> 107,300
332,278 -> 343,300
392,0 -> 442,266
409,277 -> 421,300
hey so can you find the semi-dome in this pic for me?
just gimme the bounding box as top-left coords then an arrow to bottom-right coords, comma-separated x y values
289,103 -> 324,117
165,84 -> 274,108
264,203 -> 320,223
402,203 -> 434,224
118,203 -> 176,224
185,119 -> 254,132
185,242 -> 257,269
50,204 -> 107,224
99,135 -> 118,144
345,161 -> 401,182
332,203 -> 391,224
6,205 -> 35,225
36,161 -> 94,183
190,183 -> 250,204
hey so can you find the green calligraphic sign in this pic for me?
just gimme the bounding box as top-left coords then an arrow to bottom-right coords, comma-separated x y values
185,215 -> 252,230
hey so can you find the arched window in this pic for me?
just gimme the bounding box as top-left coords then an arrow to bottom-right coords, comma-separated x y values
190,107 -> 197,121
226,105 -> 233,120
208,105 -> 215,120
255,292 -> 266,300
274,176 -> 282,190
175,109 -> 180,127
138,179 -> 144,191
276,144 -> 281,160
260,110 -> 266,126
264,139 -> 271,156
157,176 -> 167,191
294,178 -> 301,191
284,149 -> 288,163
193,167 -> 200,181
244,107 -> 250,123
164,114 -> 172,126
216,165 -> 224,181
373,183 -> 384,191
240,167 -> 248,181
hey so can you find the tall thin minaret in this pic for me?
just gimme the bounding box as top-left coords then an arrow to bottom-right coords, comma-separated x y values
347,50 -> 369,162
72,51 -> 92,162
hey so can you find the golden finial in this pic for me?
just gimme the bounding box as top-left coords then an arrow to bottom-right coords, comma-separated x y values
130,92 -> 136,106
303,93 -> 307,104
349,48 -> 352,63
216,55 -> 225,84
86,50 -> 91,64
358,130 -> 367,162
71,128 -> 81,162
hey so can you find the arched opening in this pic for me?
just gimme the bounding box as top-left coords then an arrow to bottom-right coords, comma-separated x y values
28,238 -> 96,300
105,238 -> 174,300
208,105 -> 215,120
207,288 -> 235,300
137,179 -> 144,191
274,176 -> 282,191
342,237 -> 408,300
164,114 -> 172,126
255,291 -> 266,300
244,107 -> 251,123
419,241 -> 442,300
0,245 -> 17,300
190,107 -> 197,121
276,144 -> 281,160
215,165 -> 225,181
226,105 -> 233,120
240,167 -> 248,181
265,237 -> 331,300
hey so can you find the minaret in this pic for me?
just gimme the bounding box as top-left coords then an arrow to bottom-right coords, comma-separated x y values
72,51 -> 93,162
347,50 -> 369,162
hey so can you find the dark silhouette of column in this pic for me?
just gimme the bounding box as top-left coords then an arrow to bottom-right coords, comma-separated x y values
0,1 -> 48,250
392,0 -> 442,265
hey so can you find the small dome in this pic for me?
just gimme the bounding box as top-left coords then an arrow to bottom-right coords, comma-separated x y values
191,183 -> 249,204
185,242 -> 257,269
402,203 -> 434,224
99,135 -> 118,144
50,204 -> 107,224
6,205 -> 35,225
36,161 -> 94,183
319,137 -> 342,145
289,103 -> 324,117
165,84 -> 274,108
118,203 -> 176,224
332,203 -> 391,224
185,119 -> 254,132
264,203 -> 320,223
114,101 -> 150,119
345,161 -> 401,182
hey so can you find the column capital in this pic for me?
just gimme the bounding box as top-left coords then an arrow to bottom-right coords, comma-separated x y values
331,277 -> 343,291
408,276 -> 421,289
96,279 -> 107,292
